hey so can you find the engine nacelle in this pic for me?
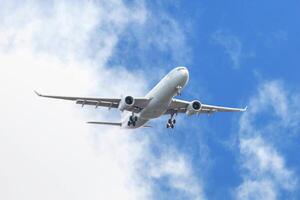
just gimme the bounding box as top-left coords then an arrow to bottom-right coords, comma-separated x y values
118,96 -> 135,111
186,100 -> 202,116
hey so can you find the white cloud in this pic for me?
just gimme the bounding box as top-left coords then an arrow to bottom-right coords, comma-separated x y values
212,30 -> 243,69
149,151 -> 205,200
272,30 -> 288,42
235,81 -> 299,200
0,1 -> 204,200
136,12 -> 190,64
240,136 -> 296,188
239,80 -> 300,136
236,180 -> 276,200
211,30 -> 256,69
108,5 -> 191,74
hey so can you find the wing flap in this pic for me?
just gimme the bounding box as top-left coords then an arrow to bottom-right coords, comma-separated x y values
75,100 -> 119,108
201,104 -> 247,112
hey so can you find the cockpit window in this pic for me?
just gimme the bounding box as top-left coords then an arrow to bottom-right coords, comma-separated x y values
177,67 -> 186,71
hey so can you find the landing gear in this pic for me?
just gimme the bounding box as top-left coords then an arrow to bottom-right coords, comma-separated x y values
128,114 -> 138,127
168,119 -> 176,124
166,113 -> 176,129
166,122 -> 175,129
130,116 -> 137,122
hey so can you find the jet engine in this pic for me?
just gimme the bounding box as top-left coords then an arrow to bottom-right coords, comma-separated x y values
118,96 -> 135,111
186,100 -> 202,116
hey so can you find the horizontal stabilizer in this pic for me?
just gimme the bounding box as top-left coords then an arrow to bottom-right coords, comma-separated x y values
87,121 -> 122,126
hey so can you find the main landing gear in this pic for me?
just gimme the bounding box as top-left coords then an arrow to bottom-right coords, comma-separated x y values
128,114 -> 138,127
166,113 -> 176,129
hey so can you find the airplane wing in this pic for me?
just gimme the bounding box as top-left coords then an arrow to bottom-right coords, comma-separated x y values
34,91 -> 150,113
166,98 -> 247,115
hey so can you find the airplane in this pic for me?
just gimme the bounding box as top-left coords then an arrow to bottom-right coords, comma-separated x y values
35,66 -> 247,129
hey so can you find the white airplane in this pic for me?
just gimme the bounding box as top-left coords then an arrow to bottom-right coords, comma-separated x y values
35,66 -> 247,129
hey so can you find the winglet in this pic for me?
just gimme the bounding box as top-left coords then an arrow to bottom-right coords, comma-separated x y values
243,106 -> 248,111
34,90 -> 42,97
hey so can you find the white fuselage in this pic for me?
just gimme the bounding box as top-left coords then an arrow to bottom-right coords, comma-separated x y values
121,67 -> 189,129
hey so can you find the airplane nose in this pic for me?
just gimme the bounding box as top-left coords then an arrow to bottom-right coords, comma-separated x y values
181,68 -> 189,82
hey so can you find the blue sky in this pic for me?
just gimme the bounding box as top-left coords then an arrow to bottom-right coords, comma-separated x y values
109,1 -> 300,199
0,1 -> 299,200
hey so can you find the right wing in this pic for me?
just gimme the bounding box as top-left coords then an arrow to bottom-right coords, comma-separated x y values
34,91 -> 150,113
166,98 -> 247,115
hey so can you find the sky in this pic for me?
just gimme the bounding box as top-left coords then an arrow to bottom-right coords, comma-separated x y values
0,0 -> 299,200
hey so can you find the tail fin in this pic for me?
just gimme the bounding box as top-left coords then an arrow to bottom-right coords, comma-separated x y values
87,121 -> 122,126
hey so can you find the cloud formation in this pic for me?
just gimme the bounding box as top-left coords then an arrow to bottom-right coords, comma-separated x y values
105,2 -> 192,77
235,81 -> 299,200
0,1 -> 204,200
212,30 -> 243,69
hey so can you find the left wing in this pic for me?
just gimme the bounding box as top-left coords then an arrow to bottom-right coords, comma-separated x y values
166,98 -> 247,115
34,91 -> 150,113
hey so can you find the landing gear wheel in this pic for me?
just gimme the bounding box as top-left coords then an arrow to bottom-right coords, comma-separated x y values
166,123 -> 170,128
172,119 -> 176,124
170,124 -> 174,129
128,121 -> 131,126
130,115 -> 138,122
168,119 -> 172,124
132,121 -> 136,127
